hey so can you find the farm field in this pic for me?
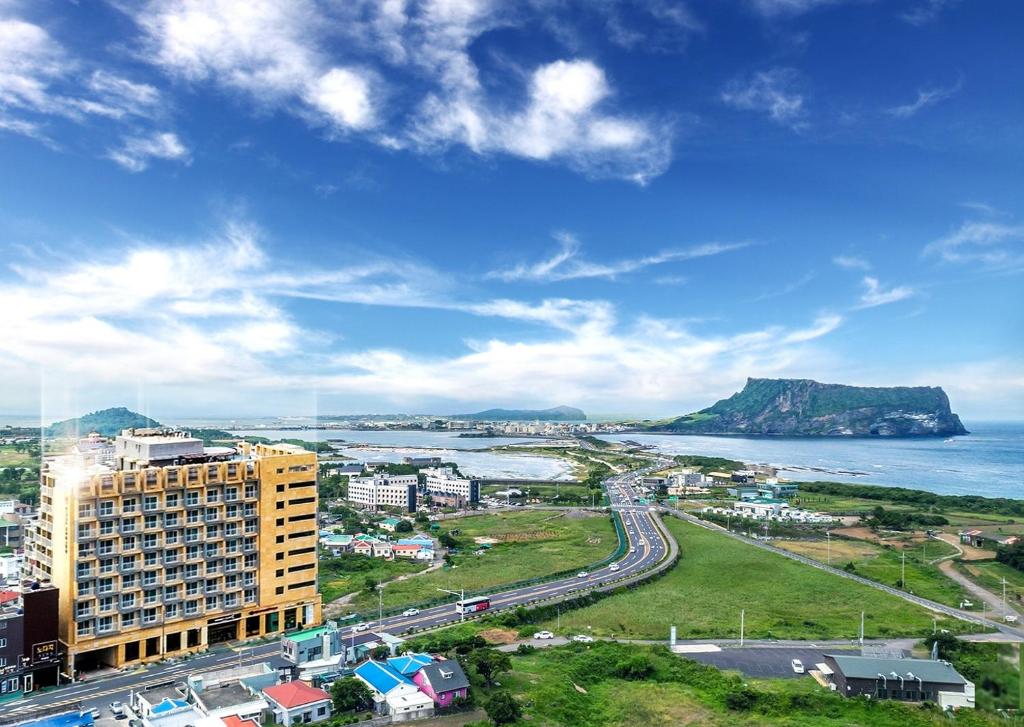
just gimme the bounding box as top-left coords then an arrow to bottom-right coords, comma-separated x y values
343,509 -> 617,615
773,537 -> 968,607
956,560 -> 1024,611
538,517 -> 973,640
0,444 -> 37,467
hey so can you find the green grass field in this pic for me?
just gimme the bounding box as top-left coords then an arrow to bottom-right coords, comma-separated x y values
774,537 -> 968,607
0,444 -> 37,467
539,518 -> 973,640
318,555 -> 427,603
343,510 -> 617,615
496,641 -> 1003,727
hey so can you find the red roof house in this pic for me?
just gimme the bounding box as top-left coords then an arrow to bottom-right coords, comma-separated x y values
262,681 -> 333,725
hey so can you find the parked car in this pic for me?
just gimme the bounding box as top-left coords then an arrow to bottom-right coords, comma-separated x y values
533,630 -> 555,639
109,701 -> 127,718
572,634 -> 594,643
402,608 -> 420,617
791,659 -> 805,674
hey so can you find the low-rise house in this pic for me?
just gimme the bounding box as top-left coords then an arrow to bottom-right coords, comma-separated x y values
352,533 -> 392,558
820,654 -> 974,710
726,486 -> 760,500
387,652 -> 433,676
186,662 -> 275,723
412,659 -> 470,708
319,531 -> 354,555
262,681 -> 333,726
959,530 -> 1019,550
354,659 -> 435,722
758,482 -> 799,499
379,517 -> 403,533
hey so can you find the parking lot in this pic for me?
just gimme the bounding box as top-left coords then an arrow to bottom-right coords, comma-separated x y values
682,647 -> 852,679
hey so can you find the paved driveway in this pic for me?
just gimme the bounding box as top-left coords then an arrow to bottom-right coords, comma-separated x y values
682,647 -> 855,679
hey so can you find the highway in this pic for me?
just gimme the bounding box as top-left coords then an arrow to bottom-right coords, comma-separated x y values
5,468 -> 672,718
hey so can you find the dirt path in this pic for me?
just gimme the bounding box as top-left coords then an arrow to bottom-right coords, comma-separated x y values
937,559 -> 1019,618
934,531 -> 991,561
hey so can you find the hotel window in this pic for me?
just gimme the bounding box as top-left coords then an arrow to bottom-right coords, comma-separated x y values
120,594 -> 135,609
122,574 -> 137,589
186,583 -> 200,597
76,621 -> 91,636
144,515 -> 159,529
144,495 -> 159,512
206,488 -> 220,503
166,603 -> 179,619
185,492 -> 200,507
143,535 -> 159,550
166,493 -> 179,507
205,595 -> 218,611
122,498 -> 137,513
78,504 -> 94,518
121,612 -> 136,628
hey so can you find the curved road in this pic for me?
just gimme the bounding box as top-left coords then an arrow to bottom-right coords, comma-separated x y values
7,468 -> 673,717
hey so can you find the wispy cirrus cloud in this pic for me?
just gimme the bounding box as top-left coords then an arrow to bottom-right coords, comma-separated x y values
856,275 -> 915,308
887,78 -> 962,119
486,232 -> 748,283
107,131 -> 190,172
0,218 -> 843,415
923,220 -> 1024,270
833,255 -> 871,271
902,0 -> 959,25
721,68 -> 806,128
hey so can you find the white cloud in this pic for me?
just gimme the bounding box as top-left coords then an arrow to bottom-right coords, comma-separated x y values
0,219 -> 845,415
721,68 -> 806,127
487,232 -> 748,282
747,0 -> 850,17
887,79 -> 961,119
833,255 -> 871,270
856,276 -> 915,308
107,131 -> 190,172
413,58 -> 672,184
132,0 -> 378,132
923,221 -> 1024,270
902,0 -> 959,25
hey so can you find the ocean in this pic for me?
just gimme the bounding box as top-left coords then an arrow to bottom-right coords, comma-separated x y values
597,421 -> 1024,499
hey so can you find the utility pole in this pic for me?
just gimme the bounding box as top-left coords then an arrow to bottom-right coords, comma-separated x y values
1003,577 -> 1008,616
859,611 -> 864,646
901,550 -> 906,589
378,581 -> 383,626
740,609 -> 745,647
826,530 -> 831,566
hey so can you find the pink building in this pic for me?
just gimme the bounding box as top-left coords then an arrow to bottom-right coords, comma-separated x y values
412,659 -> 470,707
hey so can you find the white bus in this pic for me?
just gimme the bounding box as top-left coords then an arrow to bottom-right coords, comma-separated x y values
455,596 -> 491,614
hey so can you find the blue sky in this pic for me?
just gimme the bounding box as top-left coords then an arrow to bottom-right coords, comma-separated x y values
0,0 -> 1021,421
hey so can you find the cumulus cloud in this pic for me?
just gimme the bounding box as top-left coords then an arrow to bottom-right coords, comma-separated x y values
487,232 -> 748,282
721,68 -> 806,127
856,276 -> 915,308
0,219 -> 844,414
923,221 -> 1024,270
107,131 -> 190,172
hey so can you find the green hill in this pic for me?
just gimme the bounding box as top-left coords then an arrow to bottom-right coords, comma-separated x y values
453,405 -> 585,421
653,378 -> 967,437
46,407 -> 161,438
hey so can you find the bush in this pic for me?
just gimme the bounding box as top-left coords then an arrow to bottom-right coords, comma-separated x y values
724,687 -> 759,711
612,654 -> 653,680
484,691 -> 522,725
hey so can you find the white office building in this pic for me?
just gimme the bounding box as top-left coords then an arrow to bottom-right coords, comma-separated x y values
348,474 -> 418,512
421,467 -> 479,505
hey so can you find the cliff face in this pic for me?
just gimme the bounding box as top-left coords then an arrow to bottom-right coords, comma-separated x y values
655,378 -> 968,437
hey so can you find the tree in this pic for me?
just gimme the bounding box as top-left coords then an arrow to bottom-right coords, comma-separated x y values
470,648 -> 511,687
364,576 -> 378,594
414,511 -> 430,524
613,654 -> 653,680
484,691 -> 521,725
439,532 -> 459,548
331,677 -> 372,712
395,519 -> 414,534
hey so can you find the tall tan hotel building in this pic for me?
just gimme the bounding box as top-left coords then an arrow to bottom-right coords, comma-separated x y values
25,429 -> 322,673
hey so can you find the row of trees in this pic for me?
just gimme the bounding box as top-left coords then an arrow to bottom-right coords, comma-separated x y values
861,506 -> 949,531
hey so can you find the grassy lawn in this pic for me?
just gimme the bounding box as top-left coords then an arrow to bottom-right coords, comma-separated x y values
0,444 -> 37,467
318,554 -> 428,603
773,537 -> 968,607
539,518 -> 972,640
342,510 -> 617,615
494,641 -> 1003,727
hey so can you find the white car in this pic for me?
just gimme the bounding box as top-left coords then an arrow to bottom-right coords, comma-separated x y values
791,659 -> 805,674
629,547 -> 636,553
577,571 -> 588,578
110,702 -> 127,718
609,563 -> 620,572
402,608 -> 420,617
352,622 -> 373,632
572,634 -> 594,643
534,630 -> 555,639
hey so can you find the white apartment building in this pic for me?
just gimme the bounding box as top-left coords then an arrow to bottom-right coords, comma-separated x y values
420,468 -> 479,505
347,474 -> 418,513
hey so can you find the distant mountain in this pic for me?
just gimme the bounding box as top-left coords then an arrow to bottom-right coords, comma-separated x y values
453,406 -> 586,421
652,378 -> 967,437
47,407 -> 161,438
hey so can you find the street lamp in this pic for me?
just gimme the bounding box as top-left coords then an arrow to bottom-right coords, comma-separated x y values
437,587 -> 465,622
